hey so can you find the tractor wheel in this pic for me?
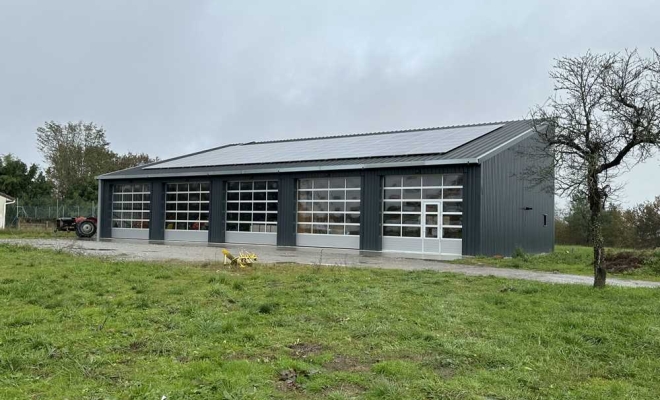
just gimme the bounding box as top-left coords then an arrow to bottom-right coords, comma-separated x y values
76,220 -> 97,238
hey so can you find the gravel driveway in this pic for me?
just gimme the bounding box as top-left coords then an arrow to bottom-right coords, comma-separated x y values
2,238 -> 659,288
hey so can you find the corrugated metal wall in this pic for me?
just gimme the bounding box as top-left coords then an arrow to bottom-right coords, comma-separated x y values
277,176 -> 297,246
149,181 -> 165,241
480,136 -> 554,256
209,178 -> 226,243
462,165 -> 481,256
360,170 -> 382,251
100,180 -> 113,239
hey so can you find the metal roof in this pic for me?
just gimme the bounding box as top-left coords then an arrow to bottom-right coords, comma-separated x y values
99,120 -> 536,180
145,123 -> 503,169
0,192 -> 15,201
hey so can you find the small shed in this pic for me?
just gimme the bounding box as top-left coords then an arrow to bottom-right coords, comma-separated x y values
0,192 -> 16,230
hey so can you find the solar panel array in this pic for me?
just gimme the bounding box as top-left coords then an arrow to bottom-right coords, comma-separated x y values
145,124 -> 504,169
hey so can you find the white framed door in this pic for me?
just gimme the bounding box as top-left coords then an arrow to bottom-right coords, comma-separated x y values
422,201 -> 441,253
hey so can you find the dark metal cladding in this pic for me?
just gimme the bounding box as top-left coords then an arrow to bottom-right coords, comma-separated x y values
461,164 -> 481,256
479,135 -> 554,256
100,180 -> 113,239
276,176 -> 297,246
359,170 -> 382,251
149,181 -> 165,241
209,178 -> 226,243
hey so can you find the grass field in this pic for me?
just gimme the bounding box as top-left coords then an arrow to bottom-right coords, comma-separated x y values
453,245 -> 660,282
1,244 -> 660,399
0,227 -> 75,239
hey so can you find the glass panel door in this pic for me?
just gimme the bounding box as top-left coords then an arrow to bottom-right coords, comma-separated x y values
422,202 -> 441,253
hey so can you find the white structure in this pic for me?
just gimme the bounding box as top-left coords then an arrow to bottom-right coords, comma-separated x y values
0,193 -> 16,230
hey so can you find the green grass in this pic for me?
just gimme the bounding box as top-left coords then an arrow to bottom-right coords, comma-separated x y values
2,244 -> 660,399
0,227 -> 75,239
453,245 -> 660,282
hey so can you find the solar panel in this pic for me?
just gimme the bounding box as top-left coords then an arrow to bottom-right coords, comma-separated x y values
145,124 -> 503,169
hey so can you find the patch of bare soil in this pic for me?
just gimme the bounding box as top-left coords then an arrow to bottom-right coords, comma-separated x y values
323,355 -> 371,372
605,252 -> 646,273
276,367 -> 321,393
286,342 -> 324,359
322,382 -> 366,397
277,368 -> 302,391
128,340 -> 146,352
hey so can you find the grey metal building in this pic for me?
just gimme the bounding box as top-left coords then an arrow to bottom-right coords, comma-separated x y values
97,120 -> 554,257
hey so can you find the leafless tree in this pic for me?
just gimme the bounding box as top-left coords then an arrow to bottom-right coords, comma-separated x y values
530,49 -> 660,287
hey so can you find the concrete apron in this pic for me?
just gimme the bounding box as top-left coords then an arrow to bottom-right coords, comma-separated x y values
2,238 -> 659,288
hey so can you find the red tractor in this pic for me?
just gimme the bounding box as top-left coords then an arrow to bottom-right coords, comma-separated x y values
55,216 -> 98,238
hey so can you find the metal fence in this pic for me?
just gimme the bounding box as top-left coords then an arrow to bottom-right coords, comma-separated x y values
4,200 -> 97,228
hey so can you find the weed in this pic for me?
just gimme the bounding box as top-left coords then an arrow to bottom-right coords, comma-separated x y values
209,285 -> 227,298
208,274 -> 229,285
513,247 -> 530,261
257,302 -> 278,314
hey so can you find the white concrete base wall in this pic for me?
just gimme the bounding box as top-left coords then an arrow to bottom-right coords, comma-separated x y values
111,228 -> 149,240
225,231 -> 277,245
296,234 -> 360,249
383,237 -> 423,253
383,236 -> 463,255
0,197 -> 5,230
164,230 -> 209,242
440,239 -> 463,255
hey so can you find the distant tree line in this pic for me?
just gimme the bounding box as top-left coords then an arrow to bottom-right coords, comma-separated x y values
0,121 -> 156,203
0,154 -> 52,200
556,195 -> 660,249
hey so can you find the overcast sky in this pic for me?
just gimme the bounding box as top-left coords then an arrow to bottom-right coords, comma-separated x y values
1,0 -> 659,207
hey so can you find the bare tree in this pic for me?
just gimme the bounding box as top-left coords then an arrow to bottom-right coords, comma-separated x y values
531,50 -> 660,287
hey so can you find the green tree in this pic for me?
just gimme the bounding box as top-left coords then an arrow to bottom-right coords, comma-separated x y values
561,196 -> 638,249
601,205 -> 635,248
631,196 -> 660,249
36,121 -> 155,201
114,152 -> 155,171
563,195 -> 591,246
0,154 -> 52,199
554,206 -> 572,245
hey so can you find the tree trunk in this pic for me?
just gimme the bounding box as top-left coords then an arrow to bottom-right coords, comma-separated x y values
588,170 -> 607,288
592,227 -> 606,287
